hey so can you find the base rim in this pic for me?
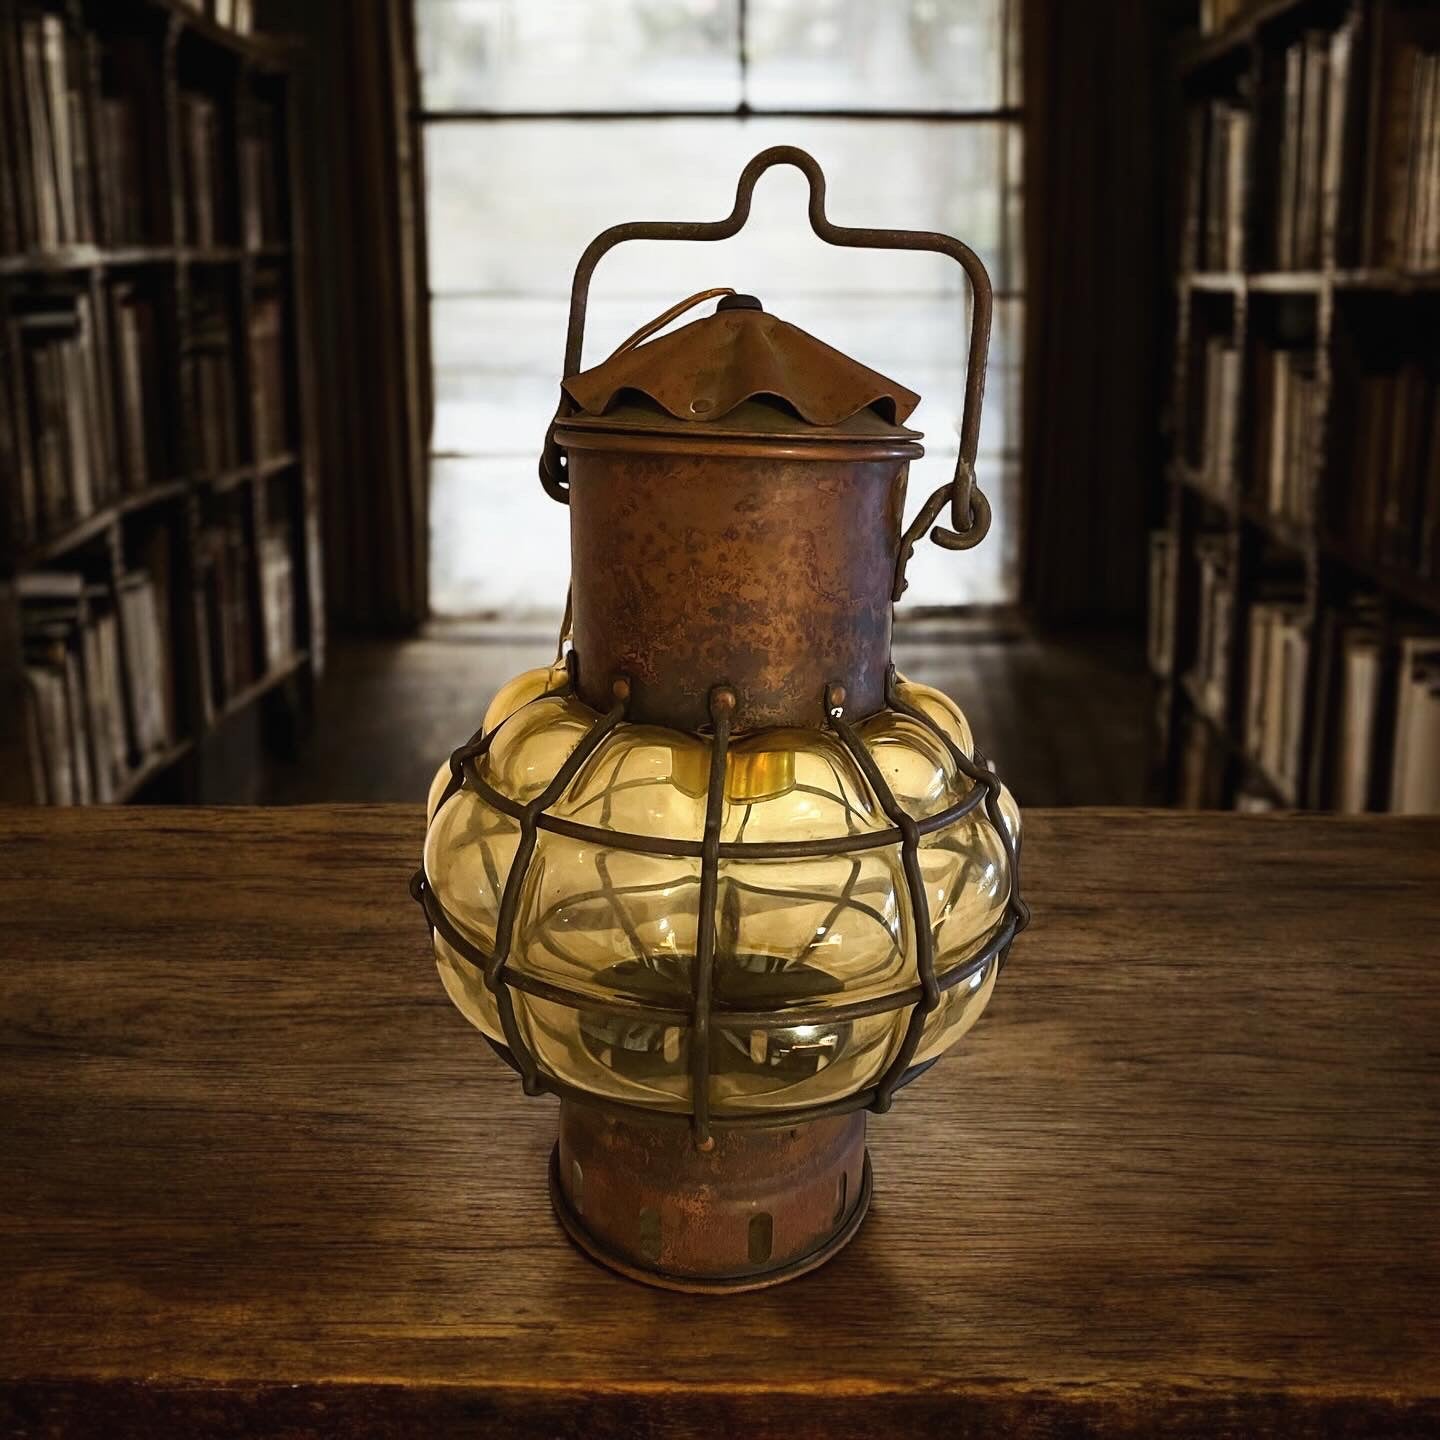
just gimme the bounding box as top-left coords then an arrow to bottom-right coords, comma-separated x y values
547,1143 -> 873,1294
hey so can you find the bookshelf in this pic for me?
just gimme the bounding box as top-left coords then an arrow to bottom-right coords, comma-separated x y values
0,0 -> 321,804
1152,0 -> 1440,814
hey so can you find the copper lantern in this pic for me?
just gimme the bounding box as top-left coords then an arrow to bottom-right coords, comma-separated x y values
413,147 -> 1028,1293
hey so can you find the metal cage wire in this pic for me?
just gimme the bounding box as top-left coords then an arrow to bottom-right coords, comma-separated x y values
412,661 -> 1029,1146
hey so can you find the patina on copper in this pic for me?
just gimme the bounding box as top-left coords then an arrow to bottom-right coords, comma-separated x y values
564,438 -> 915,731
552,1100 -> 870,1293
559,295 -> 923,729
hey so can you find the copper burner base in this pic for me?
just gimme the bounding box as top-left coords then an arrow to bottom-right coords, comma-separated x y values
548,1100 -> 872,1293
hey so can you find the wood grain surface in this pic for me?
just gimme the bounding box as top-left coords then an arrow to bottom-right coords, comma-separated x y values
1,807 -> 1437,1438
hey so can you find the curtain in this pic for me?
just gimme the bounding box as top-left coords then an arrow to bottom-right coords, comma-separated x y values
278,0 -> 432,631
1020,0 -> 1166,626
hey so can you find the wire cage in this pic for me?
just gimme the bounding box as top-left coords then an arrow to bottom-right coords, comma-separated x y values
413,658 -> 1029,1149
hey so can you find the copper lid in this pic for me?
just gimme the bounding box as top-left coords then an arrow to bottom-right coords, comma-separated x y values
557,296 -> 923,451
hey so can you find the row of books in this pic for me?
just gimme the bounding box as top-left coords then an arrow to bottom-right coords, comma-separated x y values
2,277 -> 292,542
194,515 -> 297,718
1320,610 -> 1440,814
1198,0 -> 1246,38
1195,335 -> 1241,499
177,0 -> 256,35
186,287 -> 291,477
1250,341 -> 1318,527
2,18 -> 280,255
1334,358 -> 1440,580
1184,100 -> 1250,273
1367,10 -> 1440,270
178,92 -> 286,251
1268,25 -> 1354,273
3,291 -> 115,546
0,12 -> 97,253
1164,555 -> 1440,812
2,282 -> 179,550
17,567 -> 172,805
1186,12 -> 1440,273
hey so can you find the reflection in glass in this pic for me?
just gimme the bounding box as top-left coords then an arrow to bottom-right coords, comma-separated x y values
426,677 -> 1017,1118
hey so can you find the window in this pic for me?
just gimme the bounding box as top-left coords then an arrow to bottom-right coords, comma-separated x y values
416,0 -> 1023,617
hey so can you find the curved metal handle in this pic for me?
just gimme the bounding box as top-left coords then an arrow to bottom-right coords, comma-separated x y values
540,145 -> 994,571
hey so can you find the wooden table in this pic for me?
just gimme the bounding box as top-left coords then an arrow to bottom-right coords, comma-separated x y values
2,808 -> 1437,1438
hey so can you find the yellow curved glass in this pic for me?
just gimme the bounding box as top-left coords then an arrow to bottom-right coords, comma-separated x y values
434,932 -> 503,1042
481,661 -> 570,737
487,692 -> 598,804
551,724 -> 710,842
425,666 -> 1017,1118
426,758 -> 454,824
857,708 -> 967,820
719,728 -> 884,844
893,675 -> 974,757
423,785 -> 521,952
514,836 -> 702,1005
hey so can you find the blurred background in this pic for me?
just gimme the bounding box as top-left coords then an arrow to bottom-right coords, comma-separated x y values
0,0 -> 1435,813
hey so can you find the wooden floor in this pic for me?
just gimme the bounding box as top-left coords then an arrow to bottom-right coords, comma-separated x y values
265,617 -> 1151,808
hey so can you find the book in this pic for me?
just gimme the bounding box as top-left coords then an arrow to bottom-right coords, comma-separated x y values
1200,336 -> 1241,499
249,286 -> 286,460
1183,100 -> 1251,272
187,291 -> 240,477
240,104 -> 282,250
1333,623 -> 1380,814
117,568 -> 172,759
19,15 -> 59,249
17,571 -> 87,804
1323,17 -> 1362,263
111,283 -> 161,493
98,95 -> 145,245
1295,32 -> 1329,271
1188,536 -> 1233,721
1251,340 -> 1318,526
194,514 -> 258,707
1244,597 -> 1308,799
1148,530 -> 1177,677
1390,635 -> 1440,814
179,92 -> 221,249
260,526 -> 295,671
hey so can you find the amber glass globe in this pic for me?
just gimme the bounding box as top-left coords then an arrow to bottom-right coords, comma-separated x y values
424,666 -> 1018,1118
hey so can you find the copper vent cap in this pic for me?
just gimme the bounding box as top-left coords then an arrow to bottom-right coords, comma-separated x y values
557,295 -> 924,449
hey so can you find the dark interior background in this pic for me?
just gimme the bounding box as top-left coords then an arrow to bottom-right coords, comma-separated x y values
1,0 -> 1436,815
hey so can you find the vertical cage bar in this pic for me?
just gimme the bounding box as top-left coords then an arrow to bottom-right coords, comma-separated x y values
886,667 -> 1030,939
690,685 -> 736,1148
826,686 -> 939,1112
481,687 -> 628,1094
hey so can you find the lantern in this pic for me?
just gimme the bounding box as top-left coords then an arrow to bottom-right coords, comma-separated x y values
413,147 -> 1028,1292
